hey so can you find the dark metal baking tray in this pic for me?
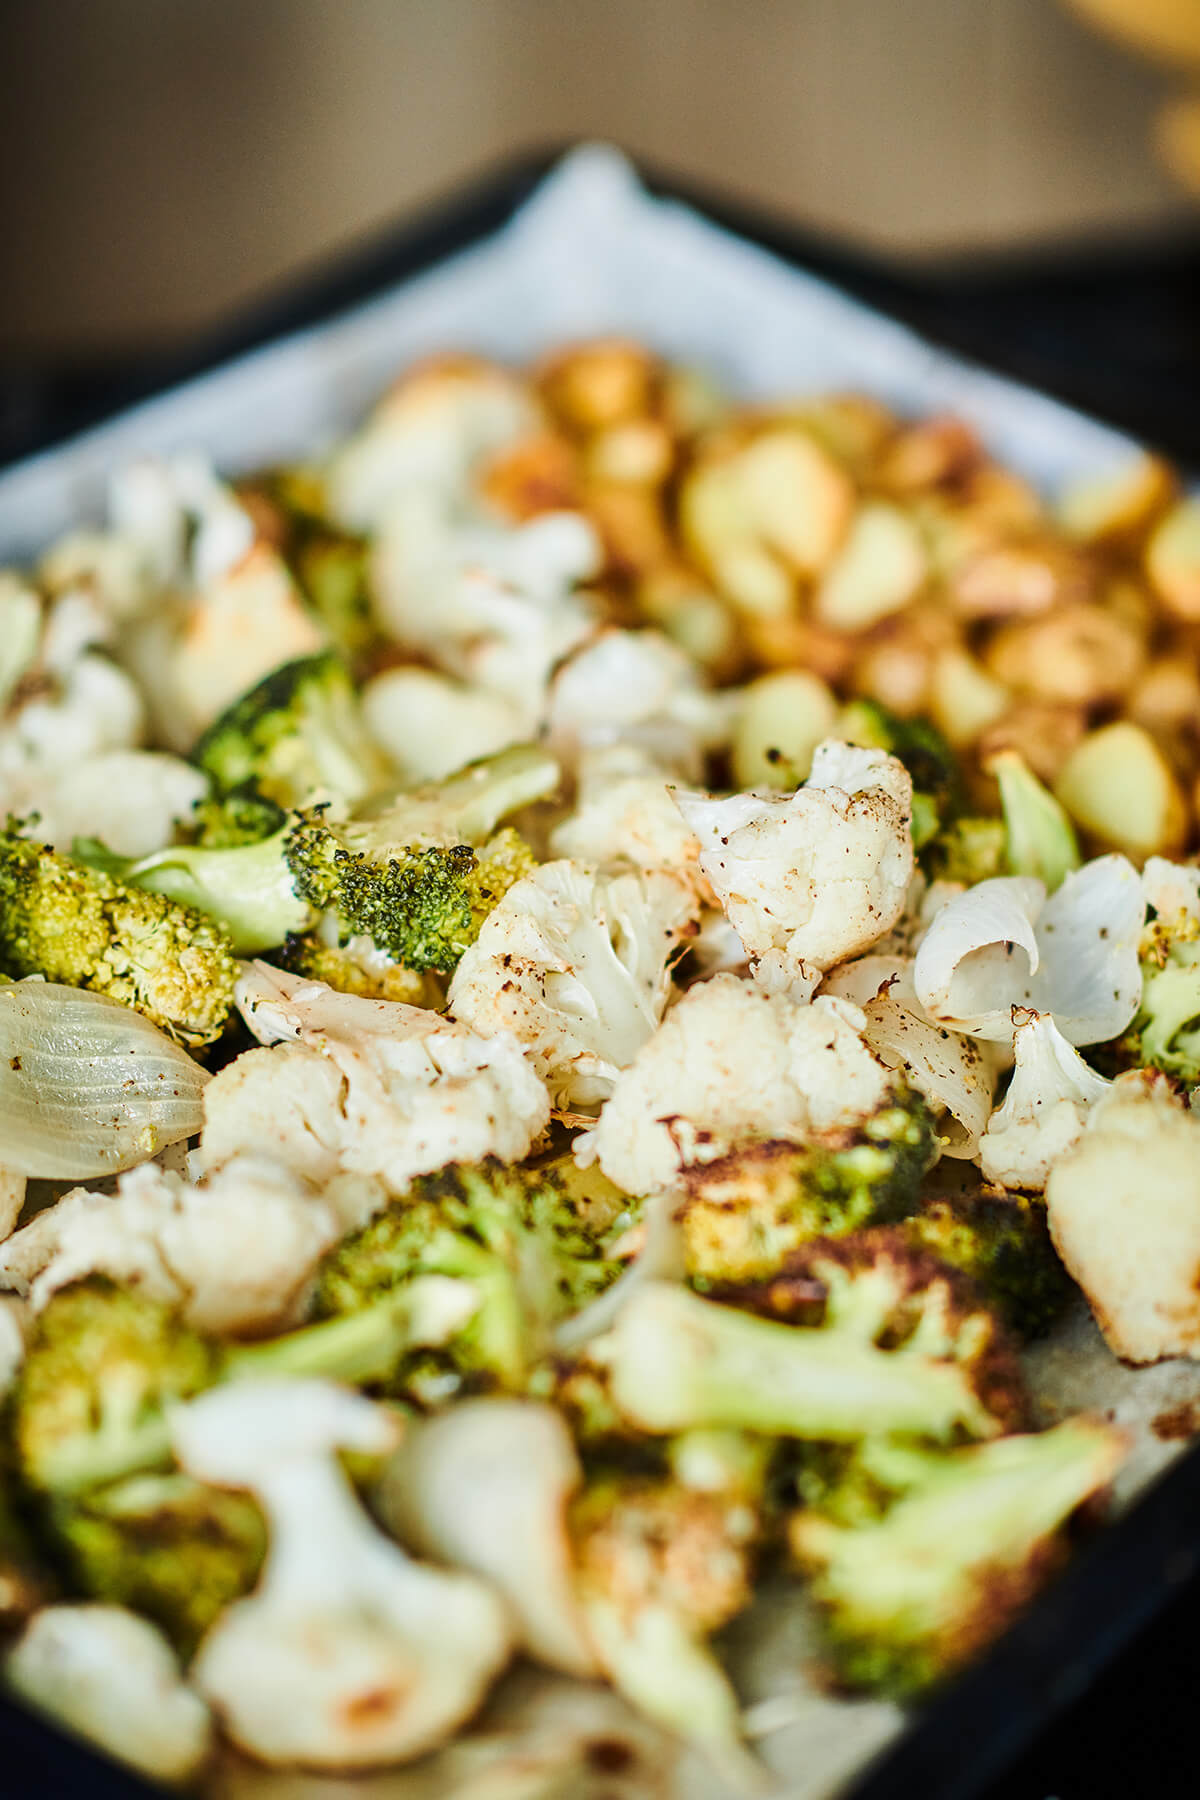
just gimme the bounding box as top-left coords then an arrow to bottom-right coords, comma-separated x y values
0,143 -> 1197,1800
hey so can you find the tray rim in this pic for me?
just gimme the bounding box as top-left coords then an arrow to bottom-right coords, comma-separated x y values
0,139 -> 1195,1800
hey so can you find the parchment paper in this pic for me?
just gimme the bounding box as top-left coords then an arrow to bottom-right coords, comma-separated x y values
0,147 -> 1195,1800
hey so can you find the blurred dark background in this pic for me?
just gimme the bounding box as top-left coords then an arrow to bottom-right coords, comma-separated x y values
1,0 -> 1199,464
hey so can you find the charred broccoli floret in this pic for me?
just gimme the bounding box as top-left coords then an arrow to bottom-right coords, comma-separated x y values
12,1276 -> 465,1499
313,1157 -> 625,1397
284,744 -> 558,974
922,814 -> 1007,886
840,699 -> 963,848
596,1233 -> 1028,1446
901,1191 -> 1074,1340
0,824 -> 238,1045
678,1090 -> 937,1289
13,1278 -> 220,1499
237,469 -> 380,670
44,1473 -> 265,1659
186,786 -> 286,849
789,1418 -> 1125,1698
1117,907 -> 1200,1083
78,824 -> 314,957
192,650 -> 388,809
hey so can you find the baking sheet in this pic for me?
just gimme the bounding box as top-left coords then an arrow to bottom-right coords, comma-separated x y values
0,145 -> 1196,1800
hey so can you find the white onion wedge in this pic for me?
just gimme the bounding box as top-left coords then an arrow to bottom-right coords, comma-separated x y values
0,983 -> 209,1178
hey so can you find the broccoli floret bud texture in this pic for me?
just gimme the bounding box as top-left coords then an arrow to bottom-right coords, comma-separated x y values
0,825 -> 237,1045
678,1090 -> 937,1289
285,744 -> 557,974
44,1473 -> 266,1660
192,650 -> 388,808
789,1418 -> 1125,1697
313,1158 -> 623,1395
187,786 -> 287,849
1120,909 -> 1200,1083
901,1191 -> 1073,1340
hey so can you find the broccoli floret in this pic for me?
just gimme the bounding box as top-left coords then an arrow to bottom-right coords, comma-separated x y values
13,1278 -> 221,1499
840,700 -> 963,849
987,749 -> 1079,890
922,814 -> 1007,886
192,651 -> 388,809
276,930 -> 439,1006
187,786 -> 286,849
678,1091 -> 937,1289
597,1233 -> 1029,1446
900,1191 -> 1074,1340
1117,910 -> 1200,1082
79,825 -> 314,957
237,469 -> 380,670
44,1473 -> 265,1659
313,1157 -> 623,1398
789,1418 -> 1125,1698
292,533 -> 379,672
0,824 -> 237,1046
285,744 -> 558,974
12,1276 -> 458,1499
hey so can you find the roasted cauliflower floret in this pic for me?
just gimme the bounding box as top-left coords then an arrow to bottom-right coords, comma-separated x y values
674,739 -> 913,996
448,859 -> 697,1112
583,974 -> 896,1197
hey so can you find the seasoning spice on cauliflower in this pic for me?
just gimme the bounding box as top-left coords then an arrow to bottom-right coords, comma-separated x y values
674,739 -> 913,999
581,973 -> 896,1197
173,1378 -> 513,1768
234,963 -> 551,1190
978,1009 -> 1111,1193
447,858 -> 698,1112
1046,1074 -> 1200,1363
822,955 -> 998,1161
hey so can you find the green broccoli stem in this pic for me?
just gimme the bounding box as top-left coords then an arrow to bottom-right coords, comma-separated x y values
987,750 -> 1079,891
357,742 -> 560,843
41,1288 -> 446,1497
222,1288 -> 432,1386
602,1282 -> 998,1443
120,827 -> 315,955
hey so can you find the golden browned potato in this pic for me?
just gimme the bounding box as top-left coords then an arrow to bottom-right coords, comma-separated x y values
873,414 -> 981,495
849,601 -> 959,717
928,645 -> 1012,748
948,536 -> 1094,621
680,421 -> 855,614
982,601 -> 1145,706
731,669 -> 840,788
537,339 -> 660,432
784,392 -> 899,476
1126,653 -> 1200,774
478,432 -> 581,521
1057,453 -> 1176,550
1055,721 -> 1189,860
813,500 -> 928,632
634,563 -> 744,680
1145,497 -> 1200,621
